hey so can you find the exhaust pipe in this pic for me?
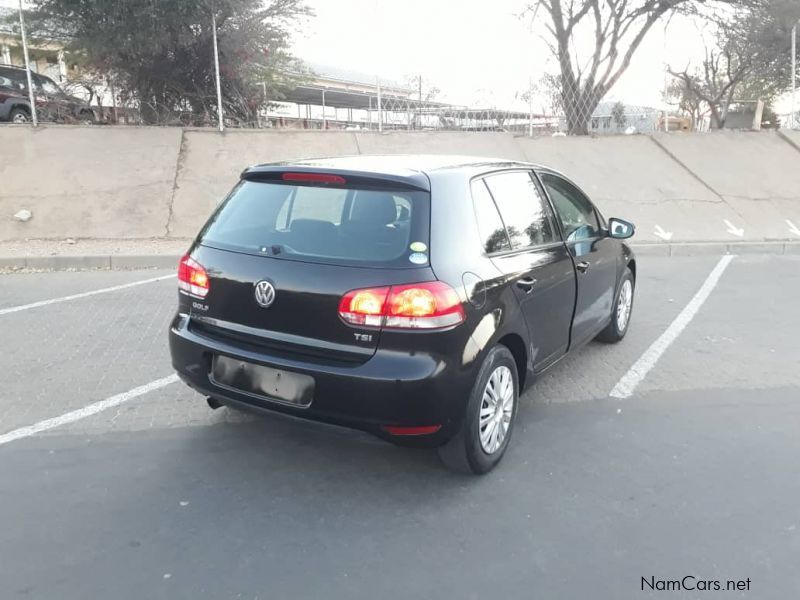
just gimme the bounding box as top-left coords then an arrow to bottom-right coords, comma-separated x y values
206,397 -> 223,410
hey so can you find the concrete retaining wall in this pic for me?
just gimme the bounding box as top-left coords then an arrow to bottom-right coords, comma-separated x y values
169,130 -> 360,237
516,135 -> 730,243
0,126 -> 182,240
2,125 -> 799,244
653,130 -> 800,242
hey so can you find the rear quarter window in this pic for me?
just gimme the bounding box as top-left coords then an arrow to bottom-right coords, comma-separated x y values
199,180 -> 430,268
471,179 -> 511,254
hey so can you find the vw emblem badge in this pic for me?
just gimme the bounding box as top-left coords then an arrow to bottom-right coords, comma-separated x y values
254,280 -> 276,308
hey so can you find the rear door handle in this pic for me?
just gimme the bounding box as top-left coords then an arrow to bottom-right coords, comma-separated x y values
576,261 -> 590,273
516,277 -> 537,293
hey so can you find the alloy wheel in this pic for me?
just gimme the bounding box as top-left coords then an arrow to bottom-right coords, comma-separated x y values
617,279 -> 633,331
478,365 -> 514,454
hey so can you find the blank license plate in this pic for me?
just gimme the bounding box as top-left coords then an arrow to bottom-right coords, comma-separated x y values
211,355 -> 314,407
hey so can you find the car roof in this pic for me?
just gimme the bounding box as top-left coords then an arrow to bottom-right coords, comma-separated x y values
0,64 -> 50,80
0,64 -> 31,75
281,154 -> 541,172
243,154 -> 548,191
250,154 -> 543,173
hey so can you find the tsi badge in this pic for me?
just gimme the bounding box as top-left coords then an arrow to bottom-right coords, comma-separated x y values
254,280 -> 276,308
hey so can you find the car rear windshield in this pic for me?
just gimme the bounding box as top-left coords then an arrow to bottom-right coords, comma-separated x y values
198,180 -> 431,268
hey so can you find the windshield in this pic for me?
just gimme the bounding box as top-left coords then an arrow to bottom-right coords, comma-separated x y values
199,180 -> 431,268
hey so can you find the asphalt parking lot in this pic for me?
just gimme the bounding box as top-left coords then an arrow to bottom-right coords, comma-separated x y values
1,254 -> 798,599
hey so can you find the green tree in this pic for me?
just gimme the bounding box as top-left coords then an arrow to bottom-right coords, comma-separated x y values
611,101 -> 626,130
665,78 -> 705,130
28,0 -> 311,125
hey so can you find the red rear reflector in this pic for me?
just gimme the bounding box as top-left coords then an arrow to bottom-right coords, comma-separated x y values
178,254 -> 210,298
338,281 -> 464,330
281,172 -> 346,184
382,425 -> 442,436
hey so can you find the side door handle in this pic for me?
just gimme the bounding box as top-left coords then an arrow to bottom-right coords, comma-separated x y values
576,261 -> 590,273
516,277 -> 537,294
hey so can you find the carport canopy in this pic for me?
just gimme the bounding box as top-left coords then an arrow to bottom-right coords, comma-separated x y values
283,84 -> 451,110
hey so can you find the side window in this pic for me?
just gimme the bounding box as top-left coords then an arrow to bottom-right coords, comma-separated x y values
471,179 -> 511,254
38,77 -> 62,96
484,171 -> 557,249
3,71 -> 27,91
540,174 -> 600,241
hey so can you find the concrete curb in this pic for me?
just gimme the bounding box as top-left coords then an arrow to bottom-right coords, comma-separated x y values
0,254 -> 180,272
631,241 -> 800,256
1,241 -> 799,272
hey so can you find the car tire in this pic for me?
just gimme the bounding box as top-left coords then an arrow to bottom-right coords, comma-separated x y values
9,108 -> 30,124
438,345 -> 519,475
596,267 -> 635,343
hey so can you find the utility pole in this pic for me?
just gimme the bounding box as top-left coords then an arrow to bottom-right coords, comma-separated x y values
377,77 -> 382,132
17,0 -> 37,126
792,23 -> 797,129
528,77 -> 534,137
260,81 -> 267,128
211,12 -> 224,132
111,78 -> 118,124
417,75 -> 422,131
321,89 -> 326,129
663,41 -> 668,131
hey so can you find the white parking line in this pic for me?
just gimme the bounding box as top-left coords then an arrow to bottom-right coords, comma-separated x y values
0,374 -> 180,446
609,254 -> 735,399
0,274 -> 175,317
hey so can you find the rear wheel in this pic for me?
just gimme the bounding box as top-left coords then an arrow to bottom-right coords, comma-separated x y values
9,108 -> 30,124
596,267 -> 634,343
438,345 -> 519,475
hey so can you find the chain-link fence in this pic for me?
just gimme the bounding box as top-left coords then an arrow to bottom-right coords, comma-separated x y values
2,17 -> 798,135
5,70 -> 796,136
3,66 -> 798,135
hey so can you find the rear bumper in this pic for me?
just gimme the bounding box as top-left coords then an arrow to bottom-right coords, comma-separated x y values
169,313 -> 475,446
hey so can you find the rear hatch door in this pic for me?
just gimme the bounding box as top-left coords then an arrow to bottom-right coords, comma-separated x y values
184,170 -> 433,363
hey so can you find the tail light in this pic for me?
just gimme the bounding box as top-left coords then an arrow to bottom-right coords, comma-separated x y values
281,172 -> 346,184
178,254 -> 209,298
338,281 -> 465,330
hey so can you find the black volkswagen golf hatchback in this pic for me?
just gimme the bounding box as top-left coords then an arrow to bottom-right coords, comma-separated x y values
170,155 -> 636,474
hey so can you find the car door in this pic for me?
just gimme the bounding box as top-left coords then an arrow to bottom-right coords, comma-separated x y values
475,170 -> 576,372
538,171 -> 618,346
33,75 -> 66,121
0,72 -> 15,112
2,69 -> 30,113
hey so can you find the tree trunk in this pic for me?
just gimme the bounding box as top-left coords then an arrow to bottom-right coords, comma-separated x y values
708,103 -> 727,129
138,87 -> 158,124
563,88 -> 602,135
560,71 -> 602,135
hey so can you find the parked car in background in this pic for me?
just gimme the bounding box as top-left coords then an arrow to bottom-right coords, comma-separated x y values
169,155 -> 637,474
0,64 -> 96,124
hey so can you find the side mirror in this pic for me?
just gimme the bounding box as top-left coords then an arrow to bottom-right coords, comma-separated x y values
608,217 -> 635,239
